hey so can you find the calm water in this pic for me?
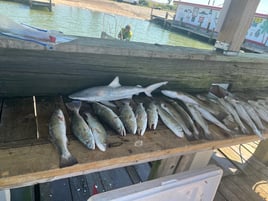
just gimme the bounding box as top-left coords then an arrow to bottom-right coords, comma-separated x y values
0,1 -> 213,49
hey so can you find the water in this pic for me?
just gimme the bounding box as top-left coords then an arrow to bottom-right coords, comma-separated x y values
0,1 -> 213,49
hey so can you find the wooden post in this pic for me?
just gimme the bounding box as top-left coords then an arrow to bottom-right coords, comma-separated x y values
215,0 -> 260,54
252,140 -> 268,165
175,150 -> 213,173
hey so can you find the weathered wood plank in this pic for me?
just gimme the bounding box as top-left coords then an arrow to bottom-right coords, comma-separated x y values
99,168 -> 133,191
0,98 -> 36,146
39,178 -> 72,201
85,172 -> 105,196
1,37 -> 268,98
0,131 -> 266,189
133,163 -> 151,182
10,186 -> 35,201
69,175 -> 90,201
125,166 -> 142,184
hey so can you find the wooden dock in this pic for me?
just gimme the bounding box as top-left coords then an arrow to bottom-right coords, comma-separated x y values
150,14 -> 268,54
8,141 -> 268,201
29,0 -> 52,11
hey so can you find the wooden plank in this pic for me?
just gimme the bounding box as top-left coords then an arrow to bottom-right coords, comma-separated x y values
85,172 -> 105,195
216,0 -> 260,52
39,178 -> 72,201
99,168 -> 133,191
149,156 -> 181,179
0,98 -> 37,147
69,175 -> 90,201
213,192 -> 227,201
210,150 -> 239,176
10,186 -> 35,201
1,37 -> 268,98
0,131 -> 266,189
230,175 -> 268,201
217,177 -> 244,201
133,163 -> 151,182
125,166 -> 142,184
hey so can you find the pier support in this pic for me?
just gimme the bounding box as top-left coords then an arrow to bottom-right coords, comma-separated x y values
215,0 -> 260,54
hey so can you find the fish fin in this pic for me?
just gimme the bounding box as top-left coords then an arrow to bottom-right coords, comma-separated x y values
108,76 -> 121,88
59,153 -> 78,168
145,81 -> 168,97
100,101 -> 116,107
65,101 -> 81,112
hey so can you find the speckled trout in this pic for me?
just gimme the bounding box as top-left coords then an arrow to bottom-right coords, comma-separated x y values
85,112 -> 107,152
66,101 -> 95,150
49,108 -> 78,168
92,102 -> 126,136
135,103 -> 148,136
69,76 -> 168,102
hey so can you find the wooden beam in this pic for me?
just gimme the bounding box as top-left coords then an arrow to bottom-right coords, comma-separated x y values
1,37 -> 268,98
215,0 -> 260,53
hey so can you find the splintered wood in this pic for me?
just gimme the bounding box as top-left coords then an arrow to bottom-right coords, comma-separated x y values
0,96 -> 267,189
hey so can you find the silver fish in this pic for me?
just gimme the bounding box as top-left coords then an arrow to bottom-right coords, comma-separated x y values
85,112 -> 107,152
167,99 -> 199,138
194,104 -> 234,135
66,101 -> 95,150
248,100 -> 268,123
69,76 -> 168,102
227,97 -> 262,138
161,90 -> 217,115
92,102 -> 126,136
146,101 -> 158,130
186,103 -> 212,140
135,103 -> 147,136
218,98 -> 249,134
119,102 -> 137,134
160,102 -> 193,138
161,90 -> 198,105
157,105 -> 184,138
240,101 -> 266,131
49,108 -> 78,168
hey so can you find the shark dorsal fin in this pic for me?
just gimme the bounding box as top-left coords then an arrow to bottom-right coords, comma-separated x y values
108,76 -> 121,88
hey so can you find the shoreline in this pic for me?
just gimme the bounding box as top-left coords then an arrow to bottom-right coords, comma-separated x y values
53,0 -> 171,20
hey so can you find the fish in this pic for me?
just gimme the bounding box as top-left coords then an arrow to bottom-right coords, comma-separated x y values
194,104 -> 234,136
218,98 -> 249,134
240,101 -> 266,131
69,76 -> 168,102
161,90 -> 199,105
186,103 -> 213,140
85,112 -> 107,152
146,101 -> 159,130
49,108 -> 78,168
160,102 -> 193,138
65,101 -> 95,150
157,105 -> 184,138
119,102 -> 137,134
166,99 -> 199,139
135,103 -> 148,136
248,100 -> 268,123
226,97 -> 262,138
92,102 -> 126,136
161,90 -> 217,115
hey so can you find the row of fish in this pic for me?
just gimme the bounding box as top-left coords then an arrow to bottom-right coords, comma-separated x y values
161,89 -> 268,140
49,76 -> 267,168
48,77 -> 168,168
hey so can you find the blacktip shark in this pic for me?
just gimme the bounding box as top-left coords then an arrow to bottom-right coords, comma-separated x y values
69,76 -> 168,102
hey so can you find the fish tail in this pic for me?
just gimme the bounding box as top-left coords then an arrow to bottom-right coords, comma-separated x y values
59,153 -> 78,168
65,101 -> 81,113
145,81 -> 168,97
